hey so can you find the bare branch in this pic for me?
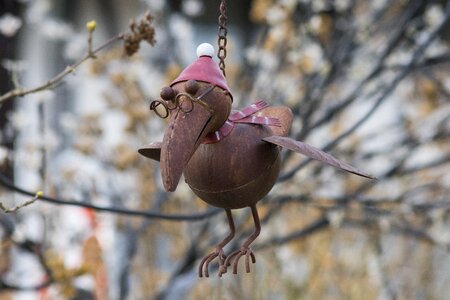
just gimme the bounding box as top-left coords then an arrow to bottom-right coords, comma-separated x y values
0,173 -> 220,221
0,34 -> 123,104
0,279 -> 52,291
278,2 -> 450,182
0,191 -> 41,213
255,217 -> 329,250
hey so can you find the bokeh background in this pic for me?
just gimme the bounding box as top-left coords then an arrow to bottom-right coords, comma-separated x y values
1,0 -> 450,299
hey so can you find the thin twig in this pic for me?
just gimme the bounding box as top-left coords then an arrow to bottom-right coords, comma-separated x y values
0,192 -> 41,213
388,53 -> 450,70
255,217 -> 330,250
0,34 -> 123,104
86,20 -> 97,58
87,31 -> 96,58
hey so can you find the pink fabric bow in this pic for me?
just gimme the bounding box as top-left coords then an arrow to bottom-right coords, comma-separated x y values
203,100 -> 281,144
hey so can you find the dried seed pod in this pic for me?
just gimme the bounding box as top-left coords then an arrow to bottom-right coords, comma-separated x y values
123,11 -> 156,56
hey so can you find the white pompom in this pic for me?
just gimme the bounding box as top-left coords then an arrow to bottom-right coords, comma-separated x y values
196,43 -> 215,58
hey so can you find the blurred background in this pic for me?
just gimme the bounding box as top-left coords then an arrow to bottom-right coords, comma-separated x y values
1,0 -> 450,299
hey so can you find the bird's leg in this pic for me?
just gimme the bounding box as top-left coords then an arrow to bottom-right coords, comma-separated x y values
199,209 -> 235,277
220,205 -> 260,275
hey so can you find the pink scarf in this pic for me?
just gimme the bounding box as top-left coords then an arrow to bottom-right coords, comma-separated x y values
203,100 -> 280,144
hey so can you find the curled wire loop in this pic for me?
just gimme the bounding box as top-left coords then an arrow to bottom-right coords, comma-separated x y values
149,99 -> 170,119
149,85 -> 215,119
175,93 -> 195,113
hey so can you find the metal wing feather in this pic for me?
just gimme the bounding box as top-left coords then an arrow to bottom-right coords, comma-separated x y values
138,142 -> 162,162
263,135 -> 375,179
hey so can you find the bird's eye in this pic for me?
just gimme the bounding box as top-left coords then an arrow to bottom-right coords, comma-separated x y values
160,86 -> 176,101
185,80 -> 199,95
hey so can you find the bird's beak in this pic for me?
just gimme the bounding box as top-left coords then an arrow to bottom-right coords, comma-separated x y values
160,104 -> 213,192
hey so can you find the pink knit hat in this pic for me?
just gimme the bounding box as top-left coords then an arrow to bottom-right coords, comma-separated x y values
171,43 -> 232,98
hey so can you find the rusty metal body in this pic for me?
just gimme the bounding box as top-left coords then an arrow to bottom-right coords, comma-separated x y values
139,45 -> 375,277
185,123 -> 281,209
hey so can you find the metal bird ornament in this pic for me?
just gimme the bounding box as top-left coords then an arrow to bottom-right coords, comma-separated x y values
139,43 -> 375,277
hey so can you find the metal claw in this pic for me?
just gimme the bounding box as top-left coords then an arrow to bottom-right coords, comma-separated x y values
198,248 -> 227,277
222,247 -> 256,274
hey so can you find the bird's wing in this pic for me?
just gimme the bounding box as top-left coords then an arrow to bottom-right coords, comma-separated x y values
255,106 -> 293,137
138,142 -> 162,162
262,135 -> 375,179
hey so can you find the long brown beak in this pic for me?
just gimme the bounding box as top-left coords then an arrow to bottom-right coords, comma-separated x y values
160,105 -> 213,192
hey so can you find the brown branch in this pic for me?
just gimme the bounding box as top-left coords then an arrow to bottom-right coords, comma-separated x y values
342,219 -> 440,247
388,53 -> 450,71
255,217 -> 330,250
0,34 -> 123,104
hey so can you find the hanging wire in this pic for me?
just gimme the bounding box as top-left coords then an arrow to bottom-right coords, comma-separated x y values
217,0 -> 228,77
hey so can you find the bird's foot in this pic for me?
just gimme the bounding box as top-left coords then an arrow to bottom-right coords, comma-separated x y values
219,246 -> 256,275
198,247 -> 227,277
